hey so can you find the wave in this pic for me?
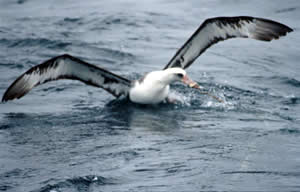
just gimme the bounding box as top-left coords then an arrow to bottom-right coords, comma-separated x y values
222,170 -> 300,177
55,17 -> 84,27
282,77 -> 300,88
278,128 -> 300,135
0,38 -> 71,49
281,96 -> 299,105
33,175 -> 113,192
16,0 -> 28,4
275,7 -> 298,14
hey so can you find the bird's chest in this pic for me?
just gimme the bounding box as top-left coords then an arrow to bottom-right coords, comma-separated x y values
129,81 -> 169,104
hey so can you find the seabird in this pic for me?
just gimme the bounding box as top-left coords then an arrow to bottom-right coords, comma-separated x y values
2,16 -> 293,104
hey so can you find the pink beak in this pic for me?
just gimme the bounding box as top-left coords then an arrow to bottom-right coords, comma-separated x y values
181,75 -> 200,89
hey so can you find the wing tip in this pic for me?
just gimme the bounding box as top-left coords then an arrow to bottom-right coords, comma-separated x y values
249,17 -> 293,42
286,26 -> 294,33
2,84 -> 19,103
1,91 -> 11,102
2,83 -> 28,103
1,97 -> 7,103
2,93 -> 17,103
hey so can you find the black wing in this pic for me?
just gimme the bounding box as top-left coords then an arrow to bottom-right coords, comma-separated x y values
164,16 -> 293,69
2,54 -> 131,102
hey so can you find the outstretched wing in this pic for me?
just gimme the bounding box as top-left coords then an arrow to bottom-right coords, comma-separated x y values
164,16 -> 293,69
2,54 -> 131,102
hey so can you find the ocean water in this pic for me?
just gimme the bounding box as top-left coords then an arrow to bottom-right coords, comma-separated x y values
0,0 -> 300,191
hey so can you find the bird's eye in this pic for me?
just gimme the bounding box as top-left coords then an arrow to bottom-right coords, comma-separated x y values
176,73 -> 184,78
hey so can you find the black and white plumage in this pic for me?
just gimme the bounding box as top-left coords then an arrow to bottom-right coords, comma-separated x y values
2,16 -> 293,104
164,16 -> 293,69
2,54 -> 131,101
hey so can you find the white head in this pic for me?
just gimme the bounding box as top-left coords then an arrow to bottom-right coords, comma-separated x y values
160,68 -> 186,84
159,68 -> 199,88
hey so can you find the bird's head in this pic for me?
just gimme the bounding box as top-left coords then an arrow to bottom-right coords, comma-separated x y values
162,68 -> 199,88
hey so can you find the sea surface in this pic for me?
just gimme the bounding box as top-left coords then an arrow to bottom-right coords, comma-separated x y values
0,0 -> 300,191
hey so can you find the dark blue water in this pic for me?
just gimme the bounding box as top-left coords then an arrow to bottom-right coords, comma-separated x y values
0,0 -> 300,191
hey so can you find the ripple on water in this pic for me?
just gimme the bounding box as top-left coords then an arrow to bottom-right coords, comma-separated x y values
34,175 -> 114,192
0,38 -> 71,49
222,171 -> 300,177
0,168 -> 37,191
277,128 -> 300,136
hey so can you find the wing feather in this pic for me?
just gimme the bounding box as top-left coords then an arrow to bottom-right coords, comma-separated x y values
2,54 -> 131,102
164,16 -> 293,69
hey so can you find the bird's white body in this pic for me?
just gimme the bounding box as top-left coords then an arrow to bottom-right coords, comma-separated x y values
129,71 -> 170,104
129,69 -> 185,104
129,81 -> 170,104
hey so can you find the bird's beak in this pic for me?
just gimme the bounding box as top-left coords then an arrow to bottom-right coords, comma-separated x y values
182,75 -> 200,89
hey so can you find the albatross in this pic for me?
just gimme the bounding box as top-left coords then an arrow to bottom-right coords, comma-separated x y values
2,16 -> 293,104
